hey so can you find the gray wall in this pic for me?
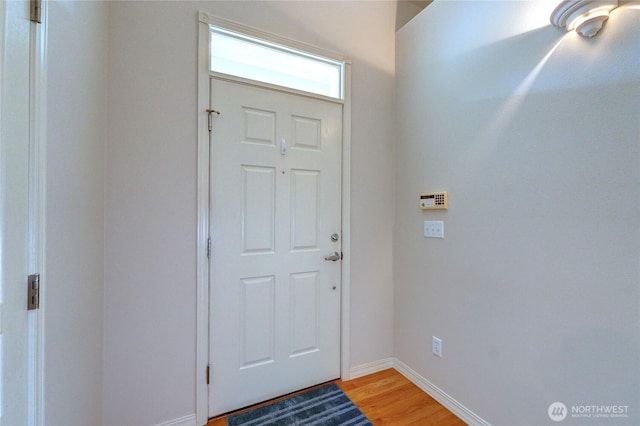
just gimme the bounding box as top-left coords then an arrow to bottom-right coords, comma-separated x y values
395,1 -> 639,425
45,1 -> 107,424
105,2 -> 395,424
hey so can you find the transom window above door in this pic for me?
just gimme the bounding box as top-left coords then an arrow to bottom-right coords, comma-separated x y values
208,22 -> 346,100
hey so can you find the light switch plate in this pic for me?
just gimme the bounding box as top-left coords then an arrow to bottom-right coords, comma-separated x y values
424,221 -> 444,239
432,336 -> 442,357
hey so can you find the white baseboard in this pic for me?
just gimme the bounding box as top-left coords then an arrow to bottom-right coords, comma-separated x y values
154,414 -> 197,426
348,357 -> 394,379
172,359 -> 486,426
393,358 -> 491,426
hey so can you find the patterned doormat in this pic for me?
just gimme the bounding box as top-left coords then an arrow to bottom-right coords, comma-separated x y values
227,383 -> 372,426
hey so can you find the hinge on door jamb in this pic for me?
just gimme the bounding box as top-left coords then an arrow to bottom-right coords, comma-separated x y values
28,274 -> 40,310
30,0 -> 42,23
207,237 -> 212,258
206,364 -> 210,385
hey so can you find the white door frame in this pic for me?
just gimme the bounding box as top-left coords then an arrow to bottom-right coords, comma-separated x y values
0,0 -> 47,424
31,2 -> 47,424
195,13 -> 352,425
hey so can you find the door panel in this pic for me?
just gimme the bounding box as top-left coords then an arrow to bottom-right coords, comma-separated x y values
240,276 -> 275,368
289,271 -> 320,356
290,169 -> 320,250
209,78 -> 342,416
241,165 -> 276,254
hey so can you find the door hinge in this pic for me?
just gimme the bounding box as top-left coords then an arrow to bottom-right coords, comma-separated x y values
207,237 -> 212,258
30,0 -> 42,23
206,109 -> 220,132
28,274 -> 40,310
206,364 -> 210,385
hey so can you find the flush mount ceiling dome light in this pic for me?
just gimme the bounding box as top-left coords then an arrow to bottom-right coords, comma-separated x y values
551,0 -> 619,37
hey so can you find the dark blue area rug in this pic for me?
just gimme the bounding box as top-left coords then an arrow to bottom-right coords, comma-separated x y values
227,383 -> 372,426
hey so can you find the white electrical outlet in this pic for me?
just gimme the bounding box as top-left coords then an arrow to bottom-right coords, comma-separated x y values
432,336 -> 442,357
424,221 -> 444,239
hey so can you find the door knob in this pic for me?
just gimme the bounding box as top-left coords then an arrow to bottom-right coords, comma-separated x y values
324,251 -> 341,261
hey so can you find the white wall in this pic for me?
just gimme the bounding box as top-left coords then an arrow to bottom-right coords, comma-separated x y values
395,1 -> 639,425
105,2 -> 395,425
45,1 -> 107,425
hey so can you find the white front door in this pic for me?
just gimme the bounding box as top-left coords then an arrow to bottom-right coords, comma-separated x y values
0,1 -> 35,425
208,78 -> 343,416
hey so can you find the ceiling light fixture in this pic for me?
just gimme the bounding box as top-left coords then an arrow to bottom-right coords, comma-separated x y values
551,0 -> 619,37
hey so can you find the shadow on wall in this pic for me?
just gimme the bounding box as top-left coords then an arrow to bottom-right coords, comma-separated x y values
396,0 -> 432,31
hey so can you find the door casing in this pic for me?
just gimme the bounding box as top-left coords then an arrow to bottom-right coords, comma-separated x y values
0,1 -> 46,424
195,13 -> 352,425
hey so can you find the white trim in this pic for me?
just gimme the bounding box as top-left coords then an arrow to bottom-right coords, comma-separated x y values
339,60 -> 352,382
393,358 -> 492,426
153,414 -> 197,426
30,2 -> 47,425
195,12 -> 352,424
195,13 -> 211,426
349,358 -> 394,380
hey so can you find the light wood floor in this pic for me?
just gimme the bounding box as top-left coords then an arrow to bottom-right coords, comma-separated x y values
207,369 -> 466,425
